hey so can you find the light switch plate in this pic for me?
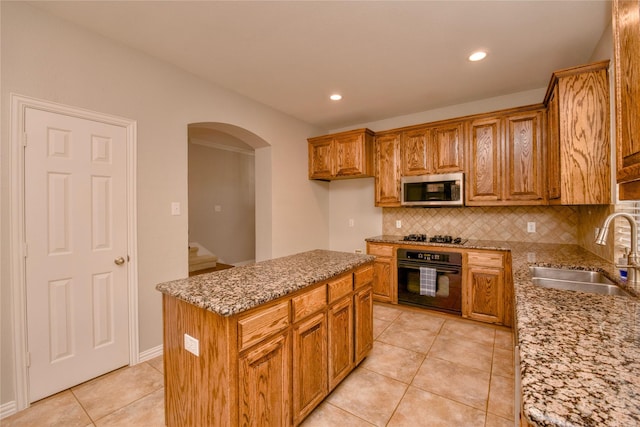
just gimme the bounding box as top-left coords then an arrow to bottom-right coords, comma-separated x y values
527,222 -> 536,233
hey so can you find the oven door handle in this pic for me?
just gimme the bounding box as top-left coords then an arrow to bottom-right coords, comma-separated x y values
397,264 -> 461,274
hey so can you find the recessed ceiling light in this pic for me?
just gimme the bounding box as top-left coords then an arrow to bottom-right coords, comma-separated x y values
469,51 -> 487,62
330,94 -> 342,101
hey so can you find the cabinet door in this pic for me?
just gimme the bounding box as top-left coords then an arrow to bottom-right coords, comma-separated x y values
547,85 -> 561,201
374,133 -> 402,207
354,286 -> 373,365
464,266 -> 504,325
239,332 -> 291,427
504,110 -> 545,203
308,138 -> 333,180
334,132 -> 366,177
328,296 -> 354,391
433,122 -> 464,173
467,117 -> 502,203
372,258 -> 393,302
401,127 -> 431,176
292,312 -> 327,424
614,0 -> 640,197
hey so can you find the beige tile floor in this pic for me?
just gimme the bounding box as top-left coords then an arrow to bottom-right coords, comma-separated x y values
2,303 -> 515,427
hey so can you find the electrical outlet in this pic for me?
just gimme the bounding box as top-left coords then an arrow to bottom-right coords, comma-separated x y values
184,333 -> 199,356
354,249 -> 362,254
527,222 -> 536,233
396,220 -> 402,229
527,252 -> 536,262
348,218 -> 355,227
171,202 -> 181,216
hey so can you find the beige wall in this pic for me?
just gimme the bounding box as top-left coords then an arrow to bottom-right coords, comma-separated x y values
188,143 -> 255,265
0,2 -> 328,406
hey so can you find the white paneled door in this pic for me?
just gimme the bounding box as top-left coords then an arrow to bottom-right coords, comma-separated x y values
24,107 -> 130,402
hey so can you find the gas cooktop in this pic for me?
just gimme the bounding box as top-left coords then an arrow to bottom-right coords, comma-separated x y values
402,234 -> 467,245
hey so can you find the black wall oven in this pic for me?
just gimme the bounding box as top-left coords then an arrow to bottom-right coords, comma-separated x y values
397,248 -> 462,314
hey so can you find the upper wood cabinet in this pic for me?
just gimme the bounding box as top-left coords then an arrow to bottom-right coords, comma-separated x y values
613,0 -> 640,199
467,107 -> 546,205
401,122 -> 464,176
374,132 -> 402,207
308,128 -> 374,180
544,61 -> 611,204
504,109 -> 545,203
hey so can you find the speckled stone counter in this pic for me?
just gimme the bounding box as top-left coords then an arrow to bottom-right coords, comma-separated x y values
367,236 -> 640,426
156,249 -> 375,316
508,242 -> 640,427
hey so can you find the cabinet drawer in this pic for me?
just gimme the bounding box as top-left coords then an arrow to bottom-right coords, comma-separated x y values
328,275 -> 353,303
368,244 -> 394,258
354,265 -> 374,289
238,301 -> 290,351
467,251 -> 504,268
292,285 -> 327,322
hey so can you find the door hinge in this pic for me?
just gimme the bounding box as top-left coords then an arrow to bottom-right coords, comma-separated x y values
22,242 -> 28,258
22,132 -> 28,147
26,352 -> 31,367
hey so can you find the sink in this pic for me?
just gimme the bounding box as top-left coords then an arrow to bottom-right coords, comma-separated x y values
529,267 -> 632,297
529,267 -> 614,284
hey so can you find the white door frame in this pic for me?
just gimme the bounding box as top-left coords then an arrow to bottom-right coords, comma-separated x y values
9,94 -> 139,411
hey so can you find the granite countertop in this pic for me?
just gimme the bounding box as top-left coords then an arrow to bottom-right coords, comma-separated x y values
507,242 -> 640,427
156,249 -> 374,317
369,236 -> 640,426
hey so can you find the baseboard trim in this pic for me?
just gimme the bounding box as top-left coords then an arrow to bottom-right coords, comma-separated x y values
233,259 -> 255,267
0,401 -> 17,420
138,345 -> 163,363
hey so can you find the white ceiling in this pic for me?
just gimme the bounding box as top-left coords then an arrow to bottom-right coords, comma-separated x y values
29,1 -> 612,130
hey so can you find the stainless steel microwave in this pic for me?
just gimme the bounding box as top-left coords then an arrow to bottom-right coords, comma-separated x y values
400,172 -> 464,207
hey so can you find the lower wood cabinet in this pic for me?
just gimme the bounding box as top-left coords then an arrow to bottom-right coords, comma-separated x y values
163,263 -> 374,427
328,296 -> 353,390
367,242 -> 395,302
293,312 -> 327,424
354,286 -> 374,364
240,332 -> 291,426
463,250 -> 509,325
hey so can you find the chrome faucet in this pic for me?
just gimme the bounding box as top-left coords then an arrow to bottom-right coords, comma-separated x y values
595,212 -> 640,286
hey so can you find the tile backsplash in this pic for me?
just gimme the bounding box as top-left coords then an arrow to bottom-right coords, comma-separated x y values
384,205 -> 578,243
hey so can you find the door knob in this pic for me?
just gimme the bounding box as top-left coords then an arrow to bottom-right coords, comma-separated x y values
114,257 -> 125,266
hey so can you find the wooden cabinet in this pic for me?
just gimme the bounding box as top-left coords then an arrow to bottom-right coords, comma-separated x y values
354,286 -> 374,365
467,108 -> 546,205
366,242 -> 395,302
545,61 -> 611,204
463,251 -> 506,325
433,122 -> 464,173
467,117 -> 502,203
374,132 -> 402,207
613,0 -> 640,199
308,128 -> 374,180
292,312 -> 327,424
240,332 -> 291,426
401,122 -> 464,176
504,110 -> 545,202
327,296 -> 353,390
162,262 -> 374,427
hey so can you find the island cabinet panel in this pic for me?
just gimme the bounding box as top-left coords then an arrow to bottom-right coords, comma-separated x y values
374,132 -> 402,207
163,295 -> 237,427
239,332 -> 291,427
614,0 -> 640,198
546,61 -> 611,204
162,260 -> 374,427
328,296 -> 354,390
292,312 -> 328,424
354,286 -> 374,364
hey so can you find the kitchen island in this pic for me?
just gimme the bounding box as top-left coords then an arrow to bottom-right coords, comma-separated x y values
156,249 -> 375,427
